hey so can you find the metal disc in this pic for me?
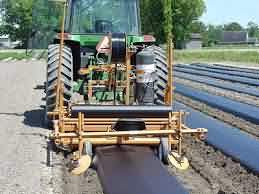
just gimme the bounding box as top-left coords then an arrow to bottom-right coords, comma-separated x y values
168,151 -> 189,170
71,155 -> 91,175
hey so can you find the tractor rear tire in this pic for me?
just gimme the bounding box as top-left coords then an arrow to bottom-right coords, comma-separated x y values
45,44 -> 73,126
150,47 -> 171,162
152,46 -> 168,105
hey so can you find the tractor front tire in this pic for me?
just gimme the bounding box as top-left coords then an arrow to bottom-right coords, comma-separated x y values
45,44 -> 73,126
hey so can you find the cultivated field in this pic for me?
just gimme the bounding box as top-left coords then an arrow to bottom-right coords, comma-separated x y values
0,57 -> 259,193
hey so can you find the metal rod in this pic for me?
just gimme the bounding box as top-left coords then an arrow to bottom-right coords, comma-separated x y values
55,1 -> 67,111
168,39 -> 173,106
178,111 -> 182,156
63,118 -> 177,123
63,124 -> 171,130
171,41 -> 175,104
64,121 -> 170,125
114,64 -> 117,105
88,57 -> 93,102
57,84 -> 65,133
60,137 -> 162,145
54,128 -> 206,138
63,118 -> 179,122
78,112 -> 83,158
49,111 -> 185,117
56,130 -> 176,138
125,50 -> 131,105
168,112 -> 172,152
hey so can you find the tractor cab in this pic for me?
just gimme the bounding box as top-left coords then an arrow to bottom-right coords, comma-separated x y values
53,0 -> 148,81
66,0 -> 140,34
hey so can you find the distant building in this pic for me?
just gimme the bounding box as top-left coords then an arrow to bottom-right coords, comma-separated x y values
219,31 -> 259,45
0,35 -> 11,48
185,33 -> 202,49
220,31 -> 248,44
247,37 -> 258,44
0,35 -> 21,49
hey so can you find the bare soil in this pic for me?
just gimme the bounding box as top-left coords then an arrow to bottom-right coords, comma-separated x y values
172,136 -> 259,194
50,151 -> 103,194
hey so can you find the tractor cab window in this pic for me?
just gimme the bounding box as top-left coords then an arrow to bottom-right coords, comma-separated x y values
69,0 -> 140,34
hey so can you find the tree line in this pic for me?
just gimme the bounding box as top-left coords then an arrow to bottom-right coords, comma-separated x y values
0,0 -> 206,48
191,21 -> 259,47
0,0 -> 62,48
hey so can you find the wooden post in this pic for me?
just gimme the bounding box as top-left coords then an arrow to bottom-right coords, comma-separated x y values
55,1 -> 67,111
168,39 -> 173,106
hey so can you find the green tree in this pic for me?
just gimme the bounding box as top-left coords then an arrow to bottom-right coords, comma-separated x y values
31,0 -> 62,48
0,0 -> 33,48
190,21 -> 209,47
0,0 -> 62,49
140,0 -> 165,43
206,24 -> 223,46
140,0 -> 206,47
163,0 -> 173,41
190,21 -> 206,34
247,21 -> 259,38
172,0 -> 205,48
223,22 -> 243,31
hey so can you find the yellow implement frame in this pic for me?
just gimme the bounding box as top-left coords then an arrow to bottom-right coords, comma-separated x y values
48,0 -> 207,175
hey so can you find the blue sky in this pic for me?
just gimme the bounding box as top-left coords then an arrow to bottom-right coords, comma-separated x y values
201,0 -> 259,27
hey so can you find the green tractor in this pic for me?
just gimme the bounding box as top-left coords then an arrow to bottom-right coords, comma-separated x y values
46,0 -> 206,175
46,0 -> 168,115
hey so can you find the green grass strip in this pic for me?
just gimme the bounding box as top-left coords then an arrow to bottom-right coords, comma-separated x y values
174,50 -> 259,63
0,52 -> 32,60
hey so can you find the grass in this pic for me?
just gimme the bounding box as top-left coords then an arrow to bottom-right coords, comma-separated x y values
0,48 -> 258,64
174,50 -> 259,64
203,45 -> 259,49
0,52 -> 32,60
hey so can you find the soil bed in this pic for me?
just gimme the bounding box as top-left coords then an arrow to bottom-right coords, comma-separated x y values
172,136 -> 259,194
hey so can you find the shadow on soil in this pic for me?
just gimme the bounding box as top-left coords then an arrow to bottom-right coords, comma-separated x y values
23,109 -> 46,128
34,83 -> 45,90
0,112 -> 23,116
23,108 -> 56,167
0,108 -> 46,129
